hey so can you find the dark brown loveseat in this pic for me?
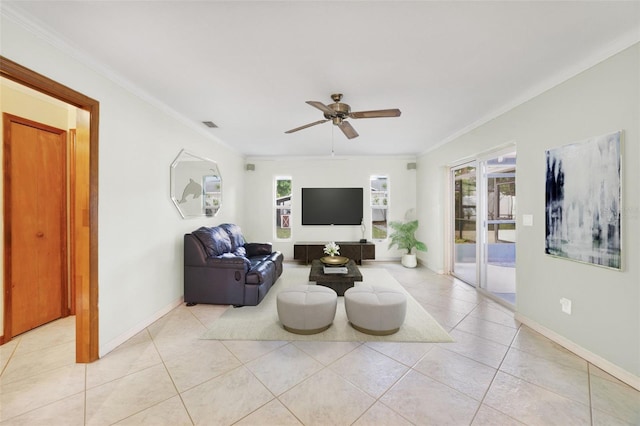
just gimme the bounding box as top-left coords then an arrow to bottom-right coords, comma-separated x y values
184,223 -> 283,306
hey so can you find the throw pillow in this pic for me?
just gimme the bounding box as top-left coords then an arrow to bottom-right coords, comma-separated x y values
245,242 -> 273,257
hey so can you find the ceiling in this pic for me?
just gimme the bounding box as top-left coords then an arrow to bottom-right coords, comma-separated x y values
4,1 -> 639,158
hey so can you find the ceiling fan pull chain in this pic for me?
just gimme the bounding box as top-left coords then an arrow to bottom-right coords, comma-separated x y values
331,126 -> 335,156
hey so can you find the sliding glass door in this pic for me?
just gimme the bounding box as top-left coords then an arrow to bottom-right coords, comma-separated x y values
481,152 -> 516,305
451,150 -> 517,306
452,163 -> 478,286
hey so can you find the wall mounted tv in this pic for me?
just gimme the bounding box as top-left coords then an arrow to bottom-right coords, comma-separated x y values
302,187 -> 363,225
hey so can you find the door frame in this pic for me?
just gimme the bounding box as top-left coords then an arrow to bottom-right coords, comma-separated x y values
448,146 -> 517,308
449,160 -> 479,286
477,147 -> 517,305
1,56 -> 99,363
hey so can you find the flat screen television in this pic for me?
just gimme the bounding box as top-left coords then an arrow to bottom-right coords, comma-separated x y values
302,187 -> 363,225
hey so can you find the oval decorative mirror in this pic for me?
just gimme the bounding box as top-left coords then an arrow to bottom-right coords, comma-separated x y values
170,150 -> 222,218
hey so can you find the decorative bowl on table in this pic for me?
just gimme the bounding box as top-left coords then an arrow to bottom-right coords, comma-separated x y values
320,256 -> 349,266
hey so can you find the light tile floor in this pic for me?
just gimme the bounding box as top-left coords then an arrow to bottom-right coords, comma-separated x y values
0,263 -> 638,425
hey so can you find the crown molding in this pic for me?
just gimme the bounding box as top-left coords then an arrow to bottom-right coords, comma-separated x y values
245,154 -> 417,162
420,30 -> 640,158
1,3 -> 241,156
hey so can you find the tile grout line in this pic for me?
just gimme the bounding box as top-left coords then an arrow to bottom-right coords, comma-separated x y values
0,336 -> 21,378
479,325 -> 597,424
383,272 -> 485,425
468,322 -> 524,425
147,326 -> 197,426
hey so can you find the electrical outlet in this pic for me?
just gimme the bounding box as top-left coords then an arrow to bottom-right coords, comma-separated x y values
560,298 -> 572,315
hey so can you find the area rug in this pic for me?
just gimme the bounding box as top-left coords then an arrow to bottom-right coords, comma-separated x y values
201,267 -> 453,343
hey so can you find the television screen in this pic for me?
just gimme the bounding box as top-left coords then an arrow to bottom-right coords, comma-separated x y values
302,187 -> 363,225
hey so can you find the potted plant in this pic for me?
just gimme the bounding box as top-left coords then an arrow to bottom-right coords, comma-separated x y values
388,220 -> 427,268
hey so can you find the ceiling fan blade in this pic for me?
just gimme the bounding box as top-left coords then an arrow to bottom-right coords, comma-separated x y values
338,120 -> 359,139
306,101 -> 337,117
350,109 -> 401,119
285,119 -> 329,134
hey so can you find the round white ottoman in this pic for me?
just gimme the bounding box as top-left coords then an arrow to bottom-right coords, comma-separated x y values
277,285 -> 338,335
344,285 -> 407,335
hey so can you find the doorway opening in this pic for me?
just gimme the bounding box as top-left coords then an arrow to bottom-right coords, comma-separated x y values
1,57 -> 99,362
451,148 -> 517,307
481,151 -> 517,305
452,163 -> 478,286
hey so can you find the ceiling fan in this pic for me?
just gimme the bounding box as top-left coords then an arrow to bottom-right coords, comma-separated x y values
285,93 -> 401,139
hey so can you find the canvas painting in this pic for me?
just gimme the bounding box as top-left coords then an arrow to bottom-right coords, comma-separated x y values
545,131 -> 622,269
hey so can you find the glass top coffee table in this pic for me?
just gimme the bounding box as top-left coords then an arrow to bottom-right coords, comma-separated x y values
309,259 -> 363,296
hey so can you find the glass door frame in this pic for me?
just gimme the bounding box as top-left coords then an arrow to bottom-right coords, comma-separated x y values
449,146 -> 517,308
450,160 -> 479,287
479,147 -> 517,306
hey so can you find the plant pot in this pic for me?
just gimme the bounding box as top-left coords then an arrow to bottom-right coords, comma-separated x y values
401,254 -> 417,268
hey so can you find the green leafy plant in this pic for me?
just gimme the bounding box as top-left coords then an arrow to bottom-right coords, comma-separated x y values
388,220 -> 427,255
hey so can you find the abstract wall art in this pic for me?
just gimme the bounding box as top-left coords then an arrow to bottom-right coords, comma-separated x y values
545,131 -> 622,269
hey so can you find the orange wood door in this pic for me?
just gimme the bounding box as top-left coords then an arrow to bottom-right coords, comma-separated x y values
5,115 -> 67,336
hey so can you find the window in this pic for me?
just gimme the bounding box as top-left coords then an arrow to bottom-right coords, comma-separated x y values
275,176 -> 292,240
370,176 -> 388,239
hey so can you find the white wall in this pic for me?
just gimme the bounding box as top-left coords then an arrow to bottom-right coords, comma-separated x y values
1,15 -> 246,355
243,156 -> 417,260
417,44 -> 640,381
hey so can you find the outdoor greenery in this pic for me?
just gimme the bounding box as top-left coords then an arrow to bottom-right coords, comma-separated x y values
372,225 -> 387,240
276,178 -> 291,239
276,179 -> 291,198
388,220 -> 427,255
277,227 -> 290,239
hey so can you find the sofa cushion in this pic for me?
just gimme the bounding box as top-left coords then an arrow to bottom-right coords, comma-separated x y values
245,243 -> 273,257
248,255 -> 271,268
246,259 -> 275,284
193,226 -> 232,257
267,252 -> 284,277
219,223 -> 246,252
216,253 -> 251,272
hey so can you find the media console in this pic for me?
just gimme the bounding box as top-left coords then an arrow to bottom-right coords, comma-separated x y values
293,242 -> 375,265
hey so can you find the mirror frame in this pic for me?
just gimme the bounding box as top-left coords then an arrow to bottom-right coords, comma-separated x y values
170,149 -> 222,218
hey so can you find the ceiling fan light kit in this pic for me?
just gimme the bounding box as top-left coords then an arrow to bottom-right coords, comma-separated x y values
285,93 -> 401,139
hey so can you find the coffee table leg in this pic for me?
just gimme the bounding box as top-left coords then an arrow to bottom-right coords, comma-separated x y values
317,281 -> 354,296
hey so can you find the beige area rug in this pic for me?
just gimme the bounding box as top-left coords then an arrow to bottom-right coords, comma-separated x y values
201,267 -> 454,343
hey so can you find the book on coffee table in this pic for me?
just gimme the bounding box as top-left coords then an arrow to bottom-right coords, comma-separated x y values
323,266 -> 348,274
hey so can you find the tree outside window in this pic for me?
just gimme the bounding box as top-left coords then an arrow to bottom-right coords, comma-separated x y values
275,177 -> 292,240
371,176 -> 388,239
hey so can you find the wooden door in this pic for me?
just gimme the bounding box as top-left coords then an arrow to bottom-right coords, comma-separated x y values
4,114 -> 67,337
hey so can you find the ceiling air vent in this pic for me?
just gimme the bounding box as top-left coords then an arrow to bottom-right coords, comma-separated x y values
202,121 -> 218,128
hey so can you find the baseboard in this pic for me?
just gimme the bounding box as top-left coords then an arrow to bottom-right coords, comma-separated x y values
100,296 -> 184,357
515,313 -> 639,391
416,258 -> 444,274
